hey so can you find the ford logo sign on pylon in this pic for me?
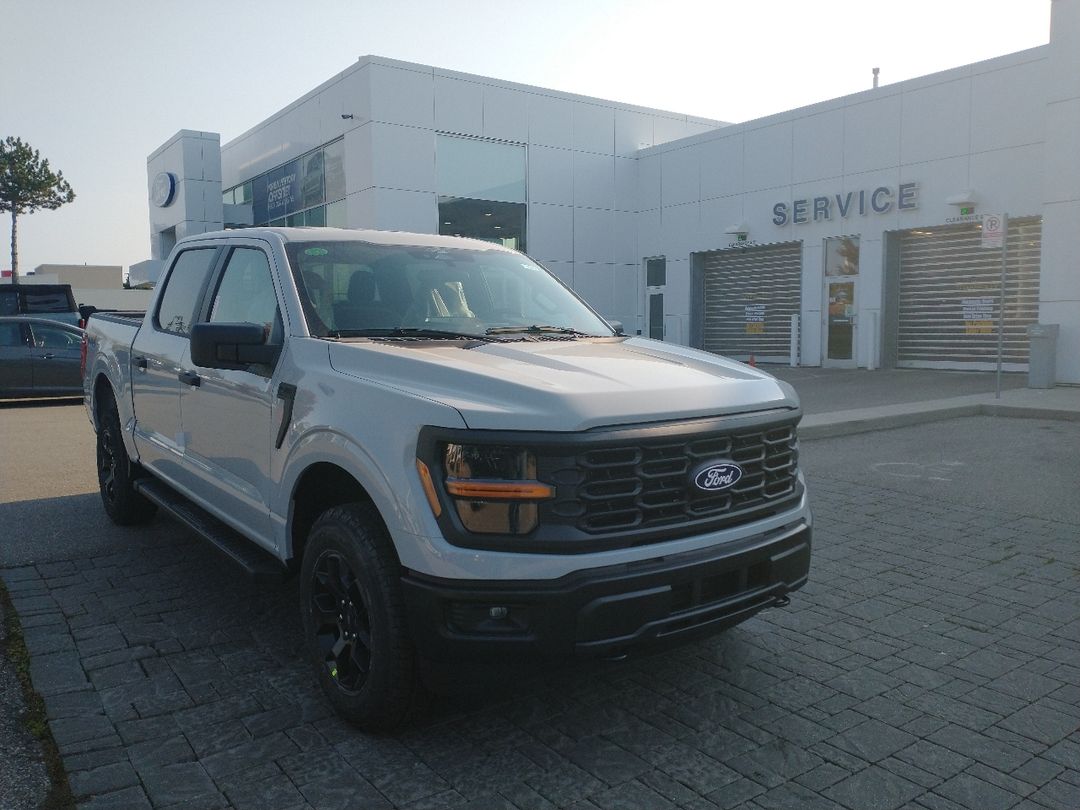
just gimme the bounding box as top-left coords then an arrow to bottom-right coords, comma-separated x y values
693,462 -> 743,492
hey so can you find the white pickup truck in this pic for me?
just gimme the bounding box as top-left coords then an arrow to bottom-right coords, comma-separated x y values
83,227 -> 811,729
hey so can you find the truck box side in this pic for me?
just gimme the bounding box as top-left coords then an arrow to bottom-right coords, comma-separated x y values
83,311 -> 145,459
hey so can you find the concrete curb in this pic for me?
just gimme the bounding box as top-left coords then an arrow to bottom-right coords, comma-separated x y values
801,394 -> 1080,440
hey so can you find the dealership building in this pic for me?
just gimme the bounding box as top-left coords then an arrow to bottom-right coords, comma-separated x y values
143,0 -> 1080,384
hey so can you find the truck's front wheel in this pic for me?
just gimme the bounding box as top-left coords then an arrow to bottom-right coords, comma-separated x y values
300,504 -> 416,731
96,392 -> 157,525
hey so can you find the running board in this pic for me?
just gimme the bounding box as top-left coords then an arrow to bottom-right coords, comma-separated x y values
134,478 -> 287,583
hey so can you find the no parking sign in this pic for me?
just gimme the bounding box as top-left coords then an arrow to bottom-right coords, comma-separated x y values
981,213 -> 1005,249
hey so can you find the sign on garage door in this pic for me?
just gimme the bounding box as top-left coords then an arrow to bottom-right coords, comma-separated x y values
702,242 -> 802,362
897,218 -> 1041,370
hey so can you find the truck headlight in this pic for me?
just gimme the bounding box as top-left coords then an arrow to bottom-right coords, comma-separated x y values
435,443 -> 554,535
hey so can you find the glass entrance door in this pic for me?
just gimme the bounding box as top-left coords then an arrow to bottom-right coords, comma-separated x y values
825,279 -> 856,365
823,236 -> 859,367
645,257 -> 666,340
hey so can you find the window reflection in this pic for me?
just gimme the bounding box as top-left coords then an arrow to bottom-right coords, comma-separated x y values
436,136 -> 526,203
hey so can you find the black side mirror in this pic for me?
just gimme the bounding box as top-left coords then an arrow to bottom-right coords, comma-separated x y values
190,322 -> 279,369
607,319 -> 625,336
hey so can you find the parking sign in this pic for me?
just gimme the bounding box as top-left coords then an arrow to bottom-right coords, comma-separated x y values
982,213 -> 1005,249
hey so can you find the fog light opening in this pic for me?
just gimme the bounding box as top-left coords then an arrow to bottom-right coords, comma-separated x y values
448,602 -> 530,635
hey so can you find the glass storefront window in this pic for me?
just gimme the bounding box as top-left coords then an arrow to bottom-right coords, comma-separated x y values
646,257 -> 666,287
436,135 -> 526,203
324,139 -> 345,203
245,140 -> 344,226
326,199 -> 347,228
825,236 -> 860,276
438,197 -> 526,252
305,205 -> 326,227
302,151 -> 325,209
436,135 -> 527,250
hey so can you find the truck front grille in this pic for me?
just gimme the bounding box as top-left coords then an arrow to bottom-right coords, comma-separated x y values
541,421 -> 799,536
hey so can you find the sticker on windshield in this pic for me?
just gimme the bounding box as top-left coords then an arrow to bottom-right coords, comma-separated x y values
304,247 -> 329,256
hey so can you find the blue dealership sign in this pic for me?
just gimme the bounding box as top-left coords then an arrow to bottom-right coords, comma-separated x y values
253,158 -> 302,224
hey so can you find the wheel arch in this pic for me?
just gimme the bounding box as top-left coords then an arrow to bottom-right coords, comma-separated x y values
92,372 -> 114,428
288,462 -> 394,568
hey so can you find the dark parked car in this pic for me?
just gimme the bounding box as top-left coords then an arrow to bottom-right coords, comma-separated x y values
0,316 -> 85,399
0,284 -> 80,326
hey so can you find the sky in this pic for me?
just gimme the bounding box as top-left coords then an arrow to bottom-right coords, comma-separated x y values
1,0 -> 1053,277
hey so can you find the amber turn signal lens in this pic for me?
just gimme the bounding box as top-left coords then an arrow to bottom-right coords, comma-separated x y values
444,479 -> 555,500
415,459 -> 442,517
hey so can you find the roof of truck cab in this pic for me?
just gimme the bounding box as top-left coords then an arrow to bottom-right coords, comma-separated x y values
178,227 -> 519,254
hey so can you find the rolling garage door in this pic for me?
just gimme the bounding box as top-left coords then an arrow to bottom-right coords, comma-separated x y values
897,218 -> 1041,369
702,242 -> 802,362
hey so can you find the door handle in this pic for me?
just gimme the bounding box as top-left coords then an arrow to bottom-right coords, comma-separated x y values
134,356 -> 148,371
41,353 -> 55,360
178,371 -> 201,387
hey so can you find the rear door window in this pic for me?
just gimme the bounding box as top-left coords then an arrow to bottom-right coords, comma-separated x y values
22,289 -> 73,313
0,290 -> 17,316
156,249 -> 219,336
0,322 -> 25,346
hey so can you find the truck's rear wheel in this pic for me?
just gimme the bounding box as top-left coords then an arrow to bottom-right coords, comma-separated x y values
96,392 -> 157,525
300,504 -> 415,731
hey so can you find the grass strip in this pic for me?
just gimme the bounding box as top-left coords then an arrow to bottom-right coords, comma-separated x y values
0,579 -> 75,810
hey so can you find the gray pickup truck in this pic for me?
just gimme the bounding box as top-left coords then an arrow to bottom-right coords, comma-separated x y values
83,227 -> 811,729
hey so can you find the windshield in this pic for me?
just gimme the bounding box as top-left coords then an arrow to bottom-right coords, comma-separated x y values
284,240 -> 612,339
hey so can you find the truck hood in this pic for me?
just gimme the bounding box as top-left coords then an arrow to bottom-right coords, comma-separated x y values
327,336 -> 798,431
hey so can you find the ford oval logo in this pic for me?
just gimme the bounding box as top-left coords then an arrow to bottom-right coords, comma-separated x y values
693,462 -> 743,492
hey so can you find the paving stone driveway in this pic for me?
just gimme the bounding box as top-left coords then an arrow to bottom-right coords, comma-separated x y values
4,476 -> 1079,810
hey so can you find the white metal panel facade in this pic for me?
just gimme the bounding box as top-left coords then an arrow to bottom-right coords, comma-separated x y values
702,242 -> 802,362
896,218 -> 1041,369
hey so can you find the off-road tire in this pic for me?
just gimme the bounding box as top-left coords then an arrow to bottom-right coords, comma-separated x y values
96,391 -> 157,525
300,503 -> 416,731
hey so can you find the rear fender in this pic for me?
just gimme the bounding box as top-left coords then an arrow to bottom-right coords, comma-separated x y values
89,351 -> 139,462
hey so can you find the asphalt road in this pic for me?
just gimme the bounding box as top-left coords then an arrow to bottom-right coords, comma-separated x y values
0,401 -> 190,567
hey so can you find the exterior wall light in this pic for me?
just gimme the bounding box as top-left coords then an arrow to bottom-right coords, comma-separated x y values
946,191 -> 978,206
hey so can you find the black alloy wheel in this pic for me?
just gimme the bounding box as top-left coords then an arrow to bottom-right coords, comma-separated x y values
310,550 -> 373,694
98,421 -> 119,504
96,392 -> 156,525
299,503 -> 416,730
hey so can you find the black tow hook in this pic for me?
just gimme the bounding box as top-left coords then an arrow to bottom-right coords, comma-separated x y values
772,594 -> 791,608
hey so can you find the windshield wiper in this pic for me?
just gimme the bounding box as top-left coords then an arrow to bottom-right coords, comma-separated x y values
485,324 -> 598,336
326,327 -> 496,341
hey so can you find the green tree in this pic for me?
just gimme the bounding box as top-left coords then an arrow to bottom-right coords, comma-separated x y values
0,136 -> 76,284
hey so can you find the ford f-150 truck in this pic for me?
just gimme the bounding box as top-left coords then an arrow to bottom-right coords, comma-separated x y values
83,227 -> 811,730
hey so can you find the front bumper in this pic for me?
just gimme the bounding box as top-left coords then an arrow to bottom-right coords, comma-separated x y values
401,518 -> 810,660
